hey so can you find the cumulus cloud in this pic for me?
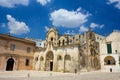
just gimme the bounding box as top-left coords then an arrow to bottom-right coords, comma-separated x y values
50,8 -> 90,28
107,0 -> 120,9
90,23 -> 104,29
37,0 -> 51,6
79,25 -> 88,33
0,0 -> 29,8
6,14 -> 30,35
45,26 -> 49,32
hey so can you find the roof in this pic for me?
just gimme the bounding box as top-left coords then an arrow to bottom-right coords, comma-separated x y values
0,33 -> 36,46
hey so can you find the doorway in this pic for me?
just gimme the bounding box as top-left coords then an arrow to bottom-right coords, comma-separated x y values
6,58 -> 14,71
50,62 -> 53,71
45,51 -> 54,71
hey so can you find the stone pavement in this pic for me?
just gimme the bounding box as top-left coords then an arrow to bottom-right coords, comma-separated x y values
0,70 -> 120,80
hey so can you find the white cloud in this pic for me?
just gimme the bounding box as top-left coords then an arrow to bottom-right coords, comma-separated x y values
0,0 -> 29,8
90,23 -> 99,29
37,0 -> 51,6
6,14 -> 30,35
50,8 -> 90,28
107,0 -> 120,9
90,23 -> 104,29
45,26 -> 49,32
79,25 -> 88,33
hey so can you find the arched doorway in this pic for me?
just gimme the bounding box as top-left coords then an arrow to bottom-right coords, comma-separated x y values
64,54 -> 71,72
45,51 -> 54,71
6,58 -> 14,71
104,56 -> 115,65
57,55 -> 62,71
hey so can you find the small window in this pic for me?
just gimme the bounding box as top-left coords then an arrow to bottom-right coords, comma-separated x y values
69,40 -> 72,43
107,43 -> 112,54
63,40 -> 65,45
57,55 -> 62,60
35,57 -> 38,61
51,37 -> 53,41
76,39 -> 78,41
65,55 -> 71,60
73,37 -> 74,39
10,44 -> 15,51
25,59 -> 29,66
58,40 -> 60,46
40,56 -> 44,61
39,43 -> 41,45
27,47 -> 31,53
97,37 -> 99,39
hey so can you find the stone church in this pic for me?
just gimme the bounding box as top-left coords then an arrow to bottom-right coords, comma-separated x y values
34,27 -> 104,73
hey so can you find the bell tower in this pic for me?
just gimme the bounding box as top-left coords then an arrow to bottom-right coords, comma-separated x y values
45,27 -> 58,47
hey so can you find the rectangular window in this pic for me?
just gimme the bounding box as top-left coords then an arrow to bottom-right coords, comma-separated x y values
10,44 -> 15,51
27,47 -> 31,53
25,59 -> 29,66
107,43 -> 112,54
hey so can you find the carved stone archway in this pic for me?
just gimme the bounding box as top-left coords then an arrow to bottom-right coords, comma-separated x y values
45,51 -> 54,71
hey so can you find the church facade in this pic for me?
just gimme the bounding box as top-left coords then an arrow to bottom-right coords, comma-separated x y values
34,27 -> 104,72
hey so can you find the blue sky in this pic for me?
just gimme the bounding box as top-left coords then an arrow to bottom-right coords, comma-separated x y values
0,0 -> 120,40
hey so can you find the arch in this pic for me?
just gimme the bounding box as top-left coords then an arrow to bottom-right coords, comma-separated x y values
104,56 -> 115,65
35,56 -> 38,62
57,55 -> 62,61
63,39 -> 65,46
64,54 -> 71,72
46,51 -> 54,60
65,54 -> 71,60
45,51 -> 54,71
40,56 -> 44,61
58,40 -> 60,46
6,58 -> 14,71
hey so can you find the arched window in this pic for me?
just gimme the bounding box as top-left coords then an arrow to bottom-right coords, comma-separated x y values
58,40 -> 60,46
104,56 -> 115,65
40,56 -> 44,61
63,39 -> 65,46
51,37 -> 53,41
46,51 -> 54,60
65,54 -> 71,60
57,55 -> 62,61
35,57 -> 38,62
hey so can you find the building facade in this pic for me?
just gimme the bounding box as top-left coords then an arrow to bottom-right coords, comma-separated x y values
100,30 -> 120,72
25,37 -> 45,48
0,33 -> 36,71
34,27 -> 104,72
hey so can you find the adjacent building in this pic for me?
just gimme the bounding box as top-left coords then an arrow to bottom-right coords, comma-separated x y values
100,30 -> 120,72
0,33 -> 36,71
34,27 -> 104,72
25,37 -> 45,48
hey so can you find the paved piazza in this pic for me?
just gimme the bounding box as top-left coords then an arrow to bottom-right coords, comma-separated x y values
0,71 -> 120,80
